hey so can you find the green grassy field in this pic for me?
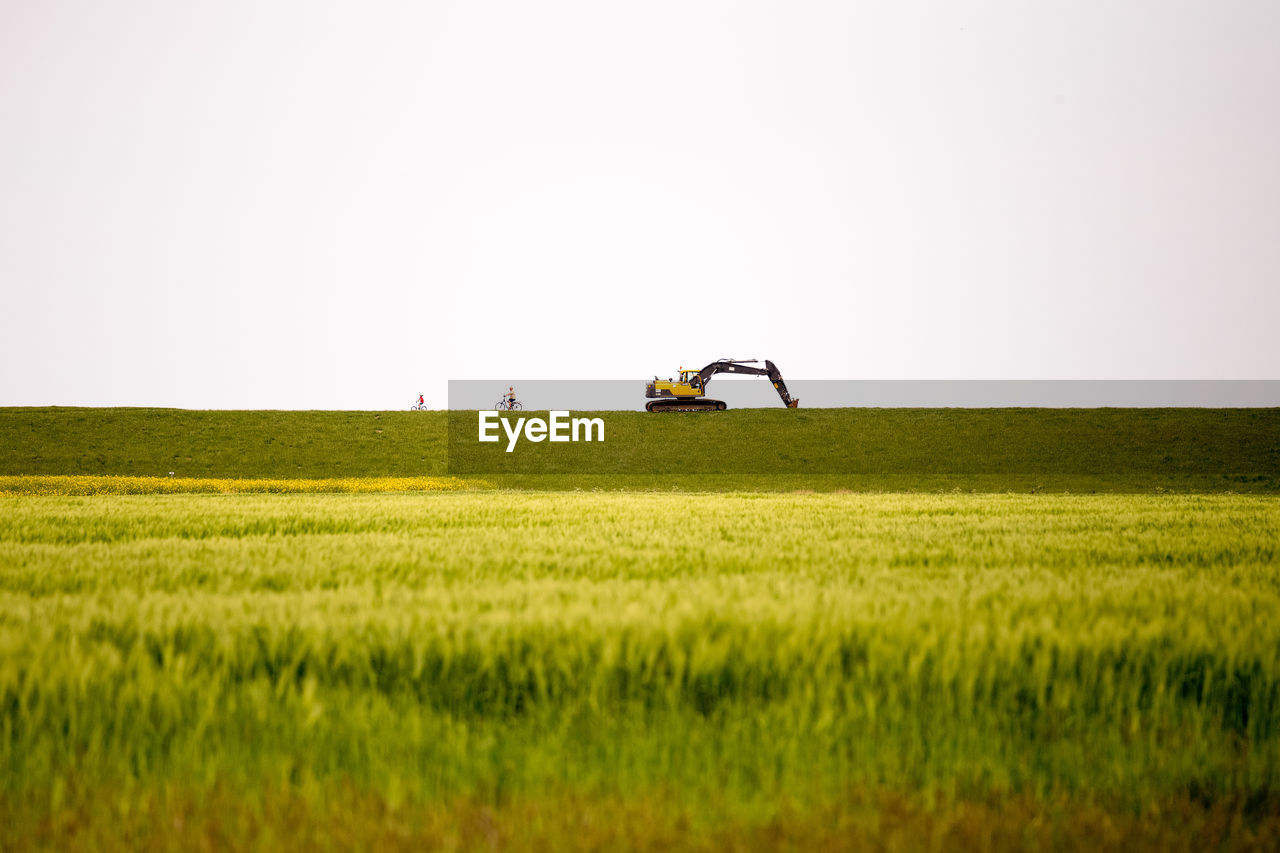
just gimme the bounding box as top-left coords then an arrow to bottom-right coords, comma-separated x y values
1,408 -> 1278,849
4,406 -> 1278,491
2,491 -> 1279,849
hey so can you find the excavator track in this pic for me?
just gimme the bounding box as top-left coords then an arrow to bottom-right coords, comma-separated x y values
646,399 -> 727,412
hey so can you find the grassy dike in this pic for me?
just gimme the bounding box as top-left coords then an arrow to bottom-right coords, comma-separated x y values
2,406 -> 1278,491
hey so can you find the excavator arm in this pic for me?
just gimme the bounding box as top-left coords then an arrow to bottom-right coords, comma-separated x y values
696,359 -> 799,408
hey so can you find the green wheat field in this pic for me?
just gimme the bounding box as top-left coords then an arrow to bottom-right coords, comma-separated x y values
2,408 -> 1279,850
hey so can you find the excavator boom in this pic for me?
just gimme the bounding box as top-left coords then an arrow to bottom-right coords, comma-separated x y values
696,359 -> 798,408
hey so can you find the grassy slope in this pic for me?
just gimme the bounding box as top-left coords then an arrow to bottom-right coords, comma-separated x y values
2,492 -> 1278,849
3,406 -> 1279,491
0,408 -> 449,478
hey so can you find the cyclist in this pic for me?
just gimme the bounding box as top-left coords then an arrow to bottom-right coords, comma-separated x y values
503,387 -> 517,409
417,394 -> 425,407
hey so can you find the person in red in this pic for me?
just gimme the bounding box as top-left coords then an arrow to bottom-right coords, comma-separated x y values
417,394 -> 425,406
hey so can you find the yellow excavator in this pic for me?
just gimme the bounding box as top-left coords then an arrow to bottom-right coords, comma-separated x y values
645,359 -> 799,412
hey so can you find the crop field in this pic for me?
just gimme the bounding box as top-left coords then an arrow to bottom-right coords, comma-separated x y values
2,488 -> 1279,850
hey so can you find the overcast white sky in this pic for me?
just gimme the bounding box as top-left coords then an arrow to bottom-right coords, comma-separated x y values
2,1 -> 1277,408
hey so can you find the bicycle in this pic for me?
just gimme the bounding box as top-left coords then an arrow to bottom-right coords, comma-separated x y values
410,404 -> 427,410
494,398 -> 523,411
